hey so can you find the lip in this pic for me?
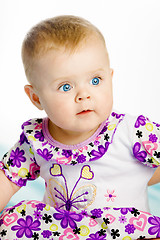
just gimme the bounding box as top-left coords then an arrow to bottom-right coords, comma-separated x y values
77,110 -> 93,115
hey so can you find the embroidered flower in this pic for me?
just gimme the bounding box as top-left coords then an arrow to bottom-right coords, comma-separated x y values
86,231 -> 106,239
53,209 -> 82,229
104,190 -> 116,202
133,142 -> 147,162
37,148 -> 53,161
148,216 -> 160,238
91,208 -> 103,218
10,147 -> 26,167
11,215 -> 41,238
149,133 -> 158,143
125,224 -> 136,234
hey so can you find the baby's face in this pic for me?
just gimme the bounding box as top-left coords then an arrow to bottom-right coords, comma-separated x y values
33,38 -> 113,140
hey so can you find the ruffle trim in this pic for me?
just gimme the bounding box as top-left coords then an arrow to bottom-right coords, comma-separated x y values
22,112 -> 125,165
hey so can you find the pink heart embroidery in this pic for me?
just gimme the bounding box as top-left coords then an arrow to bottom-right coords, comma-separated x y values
3,213 -> 18,226
105,214 -> 116,224
129,214 -> 147,231
142,141 -> 158,156
89,218 -> 98,227
59,228 -> 79,240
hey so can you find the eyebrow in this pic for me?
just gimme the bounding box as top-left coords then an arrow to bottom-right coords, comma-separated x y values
53,68 -> 106,83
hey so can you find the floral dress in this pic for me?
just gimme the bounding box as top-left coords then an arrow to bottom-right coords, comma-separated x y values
0,111 -> 160,239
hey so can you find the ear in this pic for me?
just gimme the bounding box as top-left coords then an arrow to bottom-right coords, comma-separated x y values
24,85 -> 43,110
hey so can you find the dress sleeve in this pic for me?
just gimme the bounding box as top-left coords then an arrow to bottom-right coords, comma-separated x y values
132,115 -> 160,168
0,132 -> 40,187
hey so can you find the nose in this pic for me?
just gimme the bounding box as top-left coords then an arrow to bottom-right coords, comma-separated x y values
75,90 -> 91,103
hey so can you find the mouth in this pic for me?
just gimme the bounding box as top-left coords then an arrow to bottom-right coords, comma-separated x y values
77,110 -> 93,115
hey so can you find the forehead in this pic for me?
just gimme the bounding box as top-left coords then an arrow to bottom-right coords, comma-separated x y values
32,38 -> 109,85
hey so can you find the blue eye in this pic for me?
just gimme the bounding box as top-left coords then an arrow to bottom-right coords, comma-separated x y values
90,77 -> 100,86
59,84 -> 72,92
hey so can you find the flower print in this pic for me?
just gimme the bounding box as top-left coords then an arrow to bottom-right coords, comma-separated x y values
100,124 -> 108,135
133,142 -> 147,162
41,230 -> 52,238
10,147 -> 26,167
37,148 -> 53,161
42,214 -> 52,224
77,154 -> 86,163
62,150 -> 73,158
90,142 -> 110,161
53,209 -> 82,229
149,133 -> 158,143
91,208 -> 103,218
21,120 -> 32,129
17,178 -> 27,187
11,215 -> 41,238
135,115 -> 146,128
33,210 -> 42,220
80,210 -> 88,218
36,203 -> 46,211
86,231 -> 106,239
104,190 -> 116,202
111,229 -> 120,239
113,208 -> 133,215
125,224 -> 136,234
118,215 -> 127,224
111,112 -> 125,119
148,215 -> 160,238
34,130 -> 44,142
19,132 -> 29,145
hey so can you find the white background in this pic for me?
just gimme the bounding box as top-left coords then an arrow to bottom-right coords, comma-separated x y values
0,0 -> 160,146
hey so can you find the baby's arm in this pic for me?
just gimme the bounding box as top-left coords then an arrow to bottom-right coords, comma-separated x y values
0,169 -> 20,212
148,166 -> 160,186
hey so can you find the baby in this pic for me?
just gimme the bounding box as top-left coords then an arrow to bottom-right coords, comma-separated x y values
0,15 -> 160,239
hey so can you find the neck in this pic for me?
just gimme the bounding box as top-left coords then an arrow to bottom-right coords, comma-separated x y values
48,121 -> 99,145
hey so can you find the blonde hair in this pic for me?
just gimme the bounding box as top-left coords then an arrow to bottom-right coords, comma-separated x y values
22,15 -> 106,82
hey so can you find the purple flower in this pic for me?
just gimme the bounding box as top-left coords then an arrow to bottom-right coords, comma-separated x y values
36,203 -> 46,211
149,133 -> 158,143
135,115 -> 146,128
91,208 -> 103,218
10,147 -> 26,167
100,124 -> 108,134
86,231 -> 106,239
19,132 -> 29,145
77,154 -> 86,163
125,224 -> 136,234
133,142 -> 147,162
21,120 -> 32,129
11,215 -> 41,238
148,216 -> 160,238
37,148 -> 53,161
119,215 -> 127,224
53,209 -> 82,229
62,150 -> 72,158
34,130 -> 44,142
41,230 -> 52,238
17,178 -> 27,187
90,142 -> 110,161
33,210 -> 42,220
113,208 -> 133,215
